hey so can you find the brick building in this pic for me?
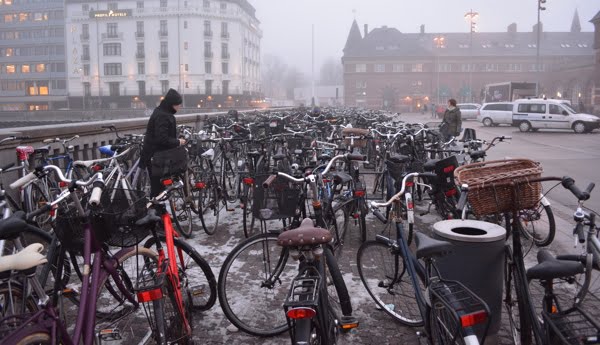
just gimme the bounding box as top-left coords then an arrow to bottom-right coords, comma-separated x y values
343,12 -> 597,113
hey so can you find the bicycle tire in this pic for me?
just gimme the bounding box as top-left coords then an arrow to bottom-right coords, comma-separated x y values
505,251 -> 533,345
198,183 -> 225,235
222,155 -> 240,203
241,183 -> 257,238
323,245 -> 353,318
519,204 -> 556,247
357,240 -> 424,326
27,182 -> 52,229
15,332 -> 51,345
143,235 -> 217,311
169,188 -> 194,238
160,272 -> 193,344
218,232 -> 296,336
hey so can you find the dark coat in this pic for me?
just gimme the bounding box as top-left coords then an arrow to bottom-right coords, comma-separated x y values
442,107 -> 462,137
141,89 -> 182,165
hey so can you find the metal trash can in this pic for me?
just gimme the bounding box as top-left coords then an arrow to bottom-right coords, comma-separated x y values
432,219 -> 506,345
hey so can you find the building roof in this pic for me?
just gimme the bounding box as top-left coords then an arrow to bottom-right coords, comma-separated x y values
343,21 -> 594,59
590,10 -> 600,24
343,19 -> 363,54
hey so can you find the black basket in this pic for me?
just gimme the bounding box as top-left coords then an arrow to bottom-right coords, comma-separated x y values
54,192 -> 103,253
91,189 -> 150,248
286,137 -> 312,151
543,307 -> 600,345
252,175 -> 302,220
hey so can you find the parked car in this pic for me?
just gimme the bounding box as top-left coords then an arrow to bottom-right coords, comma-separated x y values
457,103 -> 481,120
477,102 -> 514,126
512,98 -> 600,133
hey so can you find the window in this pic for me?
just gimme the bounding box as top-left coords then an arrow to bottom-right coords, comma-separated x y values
205,61 -> 212,74
203,0 -> 210,8
83,82 -> 91,96
107,23 -> 117,37
374,64 -> 385,73
411,63 -> 423,72
138,80 -> 145,96
18,13 -> 27,22
160,20 -> 167,35
161,80 -> 169,94
222,80 -> 229,95
138,62 -> 145,75
136,1 -> 144,9
82,45 -> 89,60
103,43 -> 121,56
108,82 -> 119,96
205,80 -> 212,95
136,21 -> 144,36
5,64 -> 15,73
221,43 -> 228,58
204,21 -> 211,36
184,42 -> 188,50
222,62 -> 228,74
204,41 -> 212,57
221,22 -> 228,37
21,64 -> 30,73
160,0 -> 167,8
35,63 -> 45,72
355,64 -> 366,73
82,4 -> 89,11
184,21 -> 187,29
507,63 -> 522,72
107,2 -> 118,10
461,64 -> 474,72
439,63 -> 452,72
137,42 -> 144,57
82,24 -> 89,39
51,80 -> 66,89
160,41 -> 168,55
161,62 -> 168,74
549,104 -> 566,115
392,64 -> 404,72
356,81 -> 367,89
517,103 -> 546,114
104,63 -> 122,76
83,64 -> 90,76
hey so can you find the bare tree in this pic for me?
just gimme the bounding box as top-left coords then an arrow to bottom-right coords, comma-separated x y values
261,54 -> 307,100
319,57 -> 343,86
284,67 -> 306,100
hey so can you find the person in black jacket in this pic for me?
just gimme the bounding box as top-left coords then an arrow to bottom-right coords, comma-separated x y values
142,88 -> 186,196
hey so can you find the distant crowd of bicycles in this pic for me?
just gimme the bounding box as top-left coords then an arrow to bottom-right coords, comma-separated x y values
0,107 -> 598,345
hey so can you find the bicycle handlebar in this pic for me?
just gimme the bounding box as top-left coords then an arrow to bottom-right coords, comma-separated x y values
371,172 -> 437,208
562,177 -> 594,201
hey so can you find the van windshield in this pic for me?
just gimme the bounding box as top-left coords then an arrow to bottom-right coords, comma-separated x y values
562,103 -> 577,114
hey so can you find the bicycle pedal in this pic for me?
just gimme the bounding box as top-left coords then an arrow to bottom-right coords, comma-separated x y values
97,328 -> 122,341
339,316 -> 359,332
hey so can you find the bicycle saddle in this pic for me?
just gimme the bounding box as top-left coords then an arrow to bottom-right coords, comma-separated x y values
469,150 -> 486,161
201,148 -> 214,158
0,243 -> 47,273
34,145 -> 51,154
277,218 -> 332,247
423,159 -> 441,172
135,208 -> 162,226
414,232 -> 453,259
272,153 -> 287,161
332,171 -> 352,185
388,154 -> 411,164
526,249 -> 584,281
0,212 -> 29,240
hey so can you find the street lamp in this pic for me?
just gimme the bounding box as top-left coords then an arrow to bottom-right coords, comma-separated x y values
536,0 -> 547,97
433,36 -> 445,106
464,9 -> 479,103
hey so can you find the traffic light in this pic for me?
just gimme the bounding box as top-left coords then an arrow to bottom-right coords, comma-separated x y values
539,0 -> 547,11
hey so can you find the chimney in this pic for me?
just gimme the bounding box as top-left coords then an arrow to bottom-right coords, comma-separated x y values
420,24 -> 425,34
364,24 -> 368,37
507,23 -> 517,33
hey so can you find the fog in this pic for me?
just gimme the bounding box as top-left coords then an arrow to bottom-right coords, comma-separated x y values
252,0 -> 598,76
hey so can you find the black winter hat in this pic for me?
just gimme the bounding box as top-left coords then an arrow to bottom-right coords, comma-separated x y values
163,88 -> 183,106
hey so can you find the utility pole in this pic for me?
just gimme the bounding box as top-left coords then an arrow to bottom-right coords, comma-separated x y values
311,24 -> 315,107
464,9 -> 478,103
433,36 -> 445,105
536,0 -> 547,97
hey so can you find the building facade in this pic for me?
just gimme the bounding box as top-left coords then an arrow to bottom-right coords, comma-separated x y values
65,0 -> 261,110
343,14 -> 596,113
0,0 -> 68,111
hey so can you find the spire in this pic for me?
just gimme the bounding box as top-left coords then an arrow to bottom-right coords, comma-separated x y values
343,19 -> 363,54
571,9 -> 581,33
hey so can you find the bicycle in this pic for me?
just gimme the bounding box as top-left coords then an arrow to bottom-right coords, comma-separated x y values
357,171 -> 491,345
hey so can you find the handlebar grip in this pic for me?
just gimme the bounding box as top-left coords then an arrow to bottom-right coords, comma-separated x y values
26,204 -> 53,221
262,174 -> 277,188
346,153 -> 366,161
585,183 -> 595,195
562,177 -> 590,201
16,136 -> 30,140
10,172 -> 37,190
373,209 -> 387,224
89,181 -> 104,206
42,138 -> 55,144
574,222 -> 585,244
502,136 -> 512,140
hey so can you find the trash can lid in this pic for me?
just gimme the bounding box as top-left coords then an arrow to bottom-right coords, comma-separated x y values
432,220 -> 506,243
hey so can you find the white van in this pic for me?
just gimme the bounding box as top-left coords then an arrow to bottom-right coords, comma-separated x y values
512,99 -> 600,133
477,102 -> 514,126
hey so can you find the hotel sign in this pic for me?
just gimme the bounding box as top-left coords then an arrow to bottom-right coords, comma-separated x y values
89,9 -> 132,19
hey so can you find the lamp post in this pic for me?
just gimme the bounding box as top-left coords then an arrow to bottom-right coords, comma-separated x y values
433,36 -> 445,105
536,0 -> 547,97
464,9 -> 478,103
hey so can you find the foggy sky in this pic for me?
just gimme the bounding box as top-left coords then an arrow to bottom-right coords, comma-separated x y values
251,0 -> 599,76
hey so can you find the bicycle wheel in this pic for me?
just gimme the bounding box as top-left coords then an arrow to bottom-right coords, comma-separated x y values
13,333 -> 51,345
218,232 -> 296,336
428,295 -> 466,345
357,240 -> 424,326
519,203 -> 555,247
241,183 -> 257,238
504,251 -> 533,345
143,236 -> 217,311
222,155 -> 239,203
155,273 -> 192,344
323,245 -> 353,319
0,282 -> 38,319
198,184 -> 226,235
168,187 -> 193,238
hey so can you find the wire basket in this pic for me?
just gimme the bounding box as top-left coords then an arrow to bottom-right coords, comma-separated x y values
252,175 -> 302,220
286,137 -> 312,152
54,192 -> 104,253
91,188 -> 150,248
454,159 -> 543,216
542,307 -> 600,345
342,128 -> 370,148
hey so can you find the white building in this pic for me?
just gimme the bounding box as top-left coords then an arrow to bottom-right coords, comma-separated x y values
65,0 -> 261,109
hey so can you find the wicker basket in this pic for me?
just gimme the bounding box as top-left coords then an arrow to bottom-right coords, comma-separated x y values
341,128 -> 370,148
454,159 -> 543,216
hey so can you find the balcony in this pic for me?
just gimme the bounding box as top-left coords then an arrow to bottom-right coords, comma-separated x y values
136,52 -> 145,59
135,31 -> 145,39
159,52 -> 169,59
204,51 -> 213,58
158,30 -> 168,37
221,53 -> 230,59
204,30 -> 213,38
221,32 -> 229,39
81,54 -> 90,61
101,32 -> 123,40
80,33 -> 90,41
